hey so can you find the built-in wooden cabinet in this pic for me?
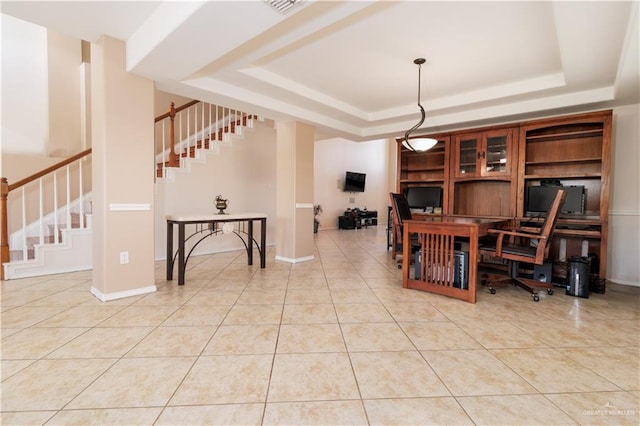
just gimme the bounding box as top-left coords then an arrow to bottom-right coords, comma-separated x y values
395,110 -> 612,280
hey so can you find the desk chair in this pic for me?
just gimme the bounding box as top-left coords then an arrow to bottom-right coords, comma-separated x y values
389,192 -> 420,269
479,189 -> 566,302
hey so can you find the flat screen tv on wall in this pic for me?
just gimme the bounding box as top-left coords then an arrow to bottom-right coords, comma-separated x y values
343,171 -> 366,192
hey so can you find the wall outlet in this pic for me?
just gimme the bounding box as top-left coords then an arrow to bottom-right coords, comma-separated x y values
349,197 -> 355,204
120,251 -> 129,264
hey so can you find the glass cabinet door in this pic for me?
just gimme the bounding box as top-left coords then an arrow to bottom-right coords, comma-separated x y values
457,137 -> 478,176
484,135 -> 508,173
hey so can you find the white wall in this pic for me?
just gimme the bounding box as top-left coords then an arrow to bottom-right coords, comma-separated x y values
1,14 -> 48,157
609,104 -> 640,286
314,137 -> 393,230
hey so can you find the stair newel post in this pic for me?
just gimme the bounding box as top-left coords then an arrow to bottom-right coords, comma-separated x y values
169,102 -> 178,167
1,177 -> 9,280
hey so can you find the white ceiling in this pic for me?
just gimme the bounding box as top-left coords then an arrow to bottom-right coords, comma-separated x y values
2,0 -> 638,141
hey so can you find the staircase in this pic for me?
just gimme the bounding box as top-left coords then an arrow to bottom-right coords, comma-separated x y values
1,100 -> 262,280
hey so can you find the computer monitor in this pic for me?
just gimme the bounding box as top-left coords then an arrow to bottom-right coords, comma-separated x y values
526,185 -> 585,215
405,186 -> 442,212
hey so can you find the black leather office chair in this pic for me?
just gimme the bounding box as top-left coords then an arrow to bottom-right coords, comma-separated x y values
389,192 -> 420,269
479,189 -> 567,301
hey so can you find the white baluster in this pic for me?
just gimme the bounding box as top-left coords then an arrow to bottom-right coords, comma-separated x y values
162,121 -> 166,178
53,172 -> 59,243
79,159 -> 84,228
22,187 -> 27,261
39,178 -> 44,245
66,166 -> 71,232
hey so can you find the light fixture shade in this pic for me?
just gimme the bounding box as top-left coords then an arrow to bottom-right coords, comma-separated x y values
402,137 -> 438,152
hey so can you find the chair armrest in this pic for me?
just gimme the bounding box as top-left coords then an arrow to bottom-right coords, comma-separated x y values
488,228 -> 547,256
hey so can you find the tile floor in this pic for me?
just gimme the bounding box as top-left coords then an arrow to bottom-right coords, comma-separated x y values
1,227 -> 639,425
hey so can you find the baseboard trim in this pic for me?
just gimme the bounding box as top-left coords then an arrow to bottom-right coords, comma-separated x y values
91,285 -> 156,302
275,255 -> 315,264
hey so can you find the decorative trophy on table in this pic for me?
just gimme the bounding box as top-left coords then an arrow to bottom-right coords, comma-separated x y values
215,195 -> 229,214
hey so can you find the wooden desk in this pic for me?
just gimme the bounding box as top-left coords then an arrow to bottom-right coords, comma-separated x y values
402,216 -> 510,303
166,213 -> 267,285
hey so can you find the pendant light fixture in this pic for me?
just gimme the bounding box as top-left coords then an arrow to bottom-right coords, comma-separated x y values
402,58 -> 438,152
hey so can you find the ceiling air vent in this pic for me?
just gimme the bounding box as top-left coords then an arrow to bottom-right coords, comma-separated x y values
266,0 -> 302,14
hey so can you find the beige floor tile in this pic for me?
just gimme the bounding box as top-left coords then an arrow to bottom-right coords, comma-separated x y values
236,289 -> 286,305
263,400 -> 367,425
421,349 -> 537,396
457,394 -> 578,425
556,346 -> 640,390
457,319 -> 550,349
400,321 -> 482,350
281,303 -> 338,324
285,288 -> 332,304
364,397 -> 474,425
126,326 -> 216,357
351,351 -> 449,398
1,359 -> 115,411
157,404 -> 264,425
34,305 -> 124,327
511,319 -> 603,347
47,327 -> 153,358
23,289 -> 95,306
276,324 -> 346,353
329,288 -> 379,303
1,359 -> 35,380
1,327 -> 89,359
383,301 -> 449,321
334,302 -> 394,323
572,319 -> 640,346
222,304 -> 283,325
162,304 -> 230,326
545,391 -> 640,425
341,323 -> 415,352
98,305 -> 180,327
1,411 -> 57,426
185,289 -> 242,305
203,324 -> 279,355
268,353 -> 360,402
46,407 -> 162,426
0,306 -> 69,328
68,357 -> 195,409
134,289 -> 198,305
170,354 -> 273,405
493,348 -> 621,393
326,278 -> 370,290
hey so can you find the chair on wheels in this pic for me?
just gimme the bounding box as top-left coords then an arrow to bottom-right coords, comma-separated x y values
389,192 -> 420,269
479,188 -> 567,302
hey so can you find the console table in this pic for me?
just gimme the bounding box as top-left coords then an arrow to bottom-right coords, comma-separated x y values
166,213 -> 267,285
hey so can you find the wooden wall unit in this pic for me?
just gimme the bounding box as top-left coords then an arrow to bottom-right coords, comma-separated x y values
395,110 -> 612,280
396,135 -> 450,214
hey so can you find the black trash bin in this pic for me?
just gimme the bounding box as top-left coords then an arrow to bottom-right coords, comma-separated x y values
566,256 -> 590,298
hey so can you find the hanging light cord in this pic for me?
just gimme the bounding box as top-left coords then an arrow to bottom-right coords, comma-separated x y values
404,58 -> 427,151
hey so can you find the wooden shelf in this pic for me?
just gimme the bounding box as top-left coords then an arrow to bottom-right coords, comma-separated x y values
525,157 -> 601,165
400,178 -> 445,184
524,172 -> 601,180
405,166 -> 445,172
526,129 -> 603,142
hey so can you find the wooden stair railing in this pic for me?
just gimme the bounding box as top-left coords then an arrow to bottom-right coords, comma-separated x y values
0,148 -> 92,280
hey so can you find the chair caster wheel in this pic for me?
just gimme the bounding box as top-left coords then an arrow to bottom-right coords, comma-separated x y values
489,288 -> 496,294
547,289 -> 554,295
532,295 -> 540,302
397,264 -> 402,269
481,280 -> 487,286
